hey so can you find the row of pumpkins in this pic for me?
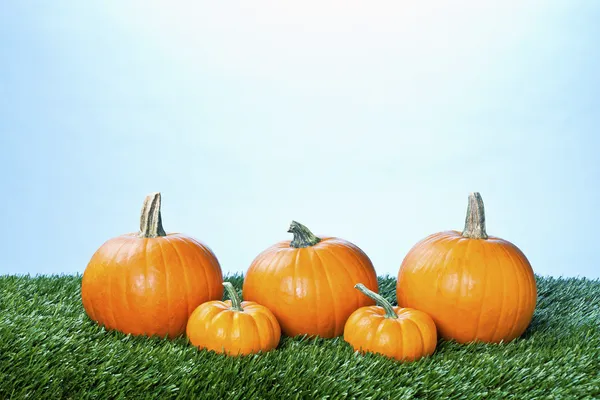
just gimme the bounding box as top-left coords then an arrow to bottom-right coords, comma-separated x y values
81,192 -> 537,362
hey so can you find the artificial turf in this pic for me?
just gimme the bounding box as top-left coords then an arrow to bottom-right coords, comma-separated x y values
0,274 -> 598,399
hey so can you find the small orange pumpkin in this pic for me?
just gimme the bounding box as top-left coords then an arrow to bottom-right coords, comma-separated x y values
81,192 -> 223,338
344,284 -> 437,362
243,221 -> 379,338
186,282 -> 281,355
397,192 -> 537,344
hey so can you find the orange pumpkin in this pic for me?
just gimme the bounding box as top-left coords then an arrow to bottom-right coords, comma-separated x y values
186,282 -> 281,356
397,192 -> 537,344
344,284 -> 437,362
243,221 -> 379,338
81,192 -> 223,339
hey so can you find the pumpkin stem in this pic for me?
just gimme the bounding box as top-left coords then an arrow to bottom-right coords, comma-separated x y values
223,282 -> 243,312
462,192 -> 489,240
354,283 -> 398,319
139,192 -> 167,238
288,221 -> 321,248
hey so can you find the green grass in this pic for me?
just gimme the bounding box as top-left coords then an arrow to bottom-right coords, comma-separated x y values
1,275 -> 598,400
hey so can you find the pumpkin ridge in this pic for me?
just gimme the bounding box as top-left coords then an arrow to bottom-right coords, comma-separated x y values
206,310 -> 223,352
498,242 -> 525,341
203,241 -> 223,299
296,249 -> 318,335
258,247 -> 282,279
82,250 -> 102,322
407,315 -> 425,358
411,233 -> 450,269
371,318 -> 387,356
142,238 -> 152,334
424,235 -> 456,317
489,245 -> 506,342
520,244 -> 537,311
187,238 -> 214,304
472,239 -> 489,340
518,244 -> 537,327
121,240 -> 137,333
412,236 -> 453,332
332,239 -> 377,295
429,235 -> 455,304
193,238 -> 223,300
155,238 -> 171,336
409,234 -> 447,285
106,239 -> 130,331
455,236 -> 476,339
204,242 -> 223,300
181,237 -> 211,313
391,319 -> 404,359
323,245 -> 360,325
264,248 -> 286,294
168,237 -> 191,317
209,305 -> 228,333
254,305 -> 278,349
457,237 -> 474,316
313,248 -> 338,337
500,243 -> 522,337
247,247 -> 286,318
292,247 -> 301,304
269,313 -> 280,348
308,248 -> 324,337
247,312 -> 263,352
516,245 -> 536,338
278,250 -> 299,335
229,311 -> 239,354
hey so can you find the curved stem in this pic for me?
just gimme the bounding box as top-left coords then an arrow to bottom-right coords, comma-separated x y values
354,283 -> 397,319
139,192 -> 167,238
223,282 -> 243,312
288,221 -> 321,248
462,192 -> 488,239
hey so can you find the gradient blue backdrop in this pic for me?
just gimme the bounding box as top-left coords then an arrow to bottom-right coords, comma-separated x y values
1,1 -> 599,278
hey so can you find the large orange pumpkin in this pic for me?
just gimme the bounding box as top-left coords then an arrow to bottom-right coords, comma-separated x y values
243,221 -> 379,338
344,283 -> 437,362
397,192 -> 537,344
186,282 -> 281,356
81,192 -> 223,338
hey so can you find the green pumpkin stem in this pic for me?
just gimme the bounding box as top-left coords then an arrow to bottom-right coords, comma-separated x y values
288,221 -> 321,248
139,192 -> 167,238
462,192 -> 488,239
223,282 -> 243,312
354,283 -> 398,319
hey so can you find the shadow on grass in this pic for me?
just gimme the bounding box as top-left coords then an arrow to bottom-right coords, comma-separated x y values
520,311 -> 551,340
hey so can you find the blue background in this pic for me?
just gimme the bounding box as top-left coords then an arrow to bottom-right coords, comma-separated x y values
1,1 -> 599,278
